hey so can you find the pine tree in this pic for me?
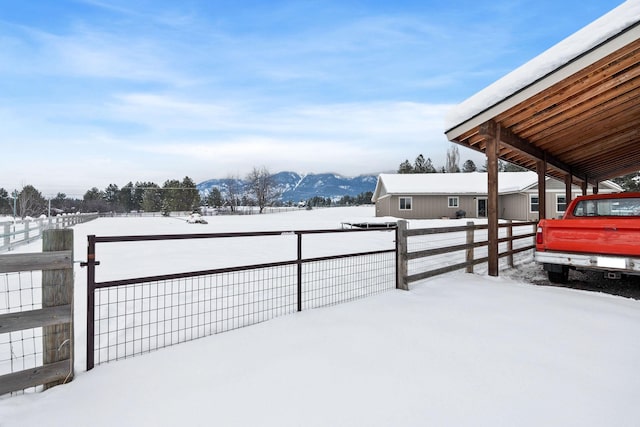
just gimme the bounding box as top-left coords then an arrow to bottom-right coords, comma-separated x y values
424,157 -> 436,173
206,187 -> 223,208
104,184 -> 120,211
398,160 -> 413,174
162,179 -> 182,211
0,188 -> 10,215
119,182 -> 135,212
613,171 -> 640,191
179,176 -> 201,211
462,160 -> 477,172
500,160 -> 528,172
141,183 -> 162,212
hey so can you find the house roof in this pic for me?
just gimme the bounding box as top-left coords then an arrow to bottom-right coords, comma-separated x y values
445,1 -> 640,185
372,172 -> 536,201
371,172 -> 622,202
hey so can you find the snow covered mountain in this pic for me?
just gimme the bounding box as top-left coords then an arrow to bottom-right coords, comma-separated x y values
197,172 -> 377,203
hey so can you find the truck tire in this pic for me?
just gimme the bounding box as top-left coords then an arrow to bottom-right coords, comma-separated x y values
548,268 -> 569,284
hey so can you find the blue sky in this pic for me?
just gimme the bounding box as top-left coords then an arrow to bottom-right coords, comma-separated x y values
0,0 -> 624,197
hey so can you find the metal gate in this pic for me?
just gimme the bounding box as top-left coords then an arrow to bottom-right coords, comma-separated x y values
83,227 -> 397,370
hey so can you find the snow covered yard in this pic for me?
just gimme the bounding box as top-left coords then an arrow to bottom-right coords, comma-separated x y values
1,207 -> 639,426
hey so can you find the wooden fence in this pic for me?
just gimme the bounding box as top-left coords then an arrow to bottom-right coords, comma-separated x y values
0,229 -> 74,395
1,213 -> 98,251
397,220 -> 537,289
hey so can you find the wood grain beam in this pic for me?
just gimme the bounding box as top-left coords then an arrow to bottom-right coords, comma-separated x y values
479,120 -> 595,185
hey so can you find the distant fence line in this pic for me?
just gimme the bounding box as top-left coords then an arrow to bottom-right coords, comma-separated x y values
98,205 -> 372,218
1,214 -> 99,252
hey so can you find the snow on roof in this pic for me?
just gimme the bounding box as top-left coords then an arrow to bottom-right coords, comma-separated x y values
373,172 -> 539,199
445,1 -> 640,132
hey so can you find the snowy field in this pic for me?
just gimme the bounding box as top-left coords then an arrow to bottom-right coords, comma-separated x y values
1,206 -> 639,426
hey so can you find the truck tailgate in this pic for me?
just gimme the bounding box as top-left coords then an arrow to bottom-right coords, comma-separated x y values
540,218 -> 640,256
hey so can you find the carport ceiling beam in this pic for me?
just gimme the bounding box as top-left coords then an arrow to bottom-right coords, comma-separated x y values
478,120 -> 592,185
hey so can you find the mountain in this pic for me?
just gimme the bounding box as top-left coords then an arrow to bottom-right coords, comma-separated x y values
197,172 -> 378,203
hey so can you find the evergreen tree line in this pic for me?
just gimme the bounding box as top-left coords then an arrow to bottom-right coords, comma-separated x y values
398,147 -> 527,174
0,176 -> 201,218
83,177 -> 201,214
304,191 -> 374,207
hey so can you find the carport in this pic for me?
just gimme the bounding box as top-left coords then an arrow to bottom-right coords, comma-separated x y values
445,2 -> 640,276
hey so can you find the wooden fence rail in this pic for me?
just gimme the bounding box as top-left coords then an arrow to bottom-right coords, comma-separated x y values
0,229 -> 74,396
397,220 -> 537,288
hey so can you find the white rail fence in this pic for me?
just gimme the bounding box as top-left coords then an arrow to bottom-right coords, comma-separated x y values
0,214 -> 98,252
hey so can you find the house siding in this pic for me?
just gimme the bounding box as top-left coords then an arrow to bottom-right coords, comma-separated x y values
500,194 -> 529,221
373,174 -> 621,221
379,194 -> 493,219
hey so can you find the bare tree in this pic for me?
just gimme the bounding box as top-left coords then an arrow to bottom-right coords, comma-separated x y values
246,167 -> 279,214
18,185 -> 47,218
225,174 -> 242,212
446,145 -> 460,173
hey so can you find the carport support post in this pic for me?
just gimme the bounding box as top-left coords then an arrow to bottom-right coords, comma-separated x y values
486,123 -> 499,277
565,174 -> 573,211
536,160 -> 546,220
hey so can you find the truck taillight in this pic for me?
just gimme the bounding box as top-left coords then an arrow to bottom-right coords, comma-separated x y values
536,226 -> 543,244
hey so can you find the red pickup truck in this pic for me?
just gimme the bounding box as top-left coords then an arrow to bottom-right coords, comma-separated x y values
535,192 -> 640,283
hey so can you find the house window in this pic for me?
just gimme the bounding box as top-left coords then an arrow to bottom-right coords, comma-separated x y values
399,197 -> 412,210
530,195 -> 539,213
556,195 -> 567,213
448,197 -> 459,208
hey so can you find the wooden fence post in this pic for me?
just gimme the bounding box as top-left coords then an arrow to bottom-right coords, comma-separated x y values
465,221 -> 474,273
42,229 -> 74,390
396,220 -> 409,290
507,220 -> 514,268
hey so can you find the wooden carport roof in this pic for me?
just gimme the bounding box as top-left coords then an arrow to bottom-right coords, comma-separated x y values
445,2 -> 640,187
444,2 -> 640,276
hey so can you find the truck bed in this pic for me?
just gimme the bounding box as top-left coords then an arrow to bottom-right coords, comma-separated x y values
536,217 -> 640,257
535,192 -> 640,282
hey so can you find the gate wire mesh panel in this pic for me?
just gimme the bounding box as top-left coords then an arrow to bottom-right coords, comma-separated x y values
93,265 -> 297,365
302,251 -> 396,310
0,271 -> 44,393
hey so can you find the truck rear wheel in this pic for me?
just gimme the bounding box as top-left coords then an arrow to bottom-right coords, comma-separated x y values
548,268 -> 569,284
